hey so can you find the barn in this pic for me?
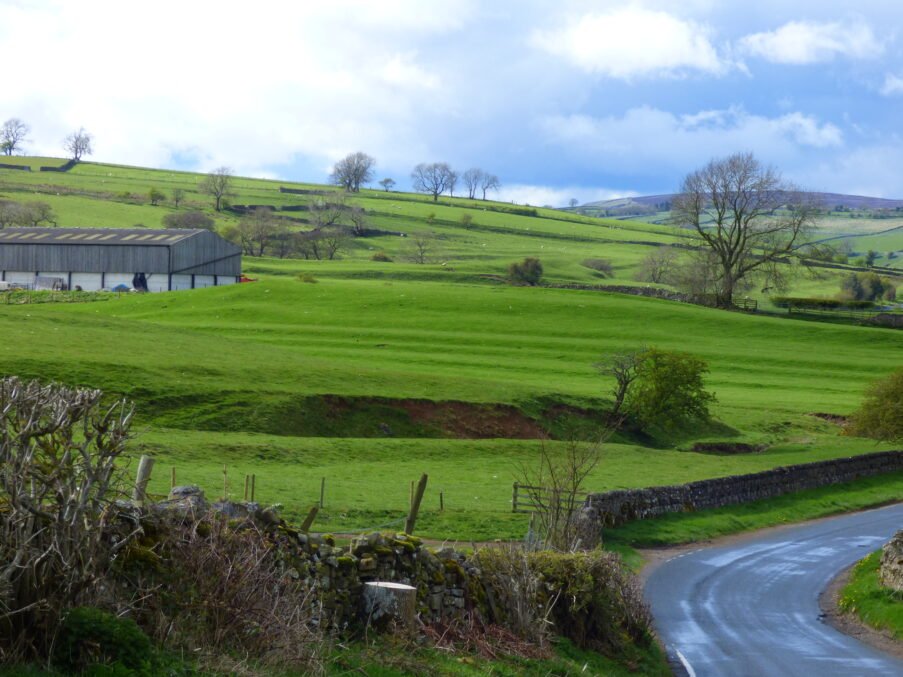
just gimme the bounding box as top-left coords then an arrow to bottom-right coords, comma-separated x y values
0,227 -> 242,292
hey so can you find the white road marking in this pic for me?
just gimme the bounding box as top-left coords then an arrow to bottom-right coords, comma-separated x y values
676,649 -> 697,677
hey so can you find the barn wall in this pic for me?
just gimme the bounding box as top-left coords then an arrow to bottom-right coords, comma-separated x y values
0,244 -> 170,273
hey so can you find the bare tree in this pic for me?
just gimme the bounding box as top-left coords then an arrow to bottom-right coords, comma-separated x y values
447,169 -> 459,197
297,227 -> 347,260
238,207 -> 278,256
568,198 -> 579,209
171,187 -> 185,207
635,245 -> 679,284
411,162 -> 454,202
517,438 -> 603,552
0,201 -> 23,228
672,152 -> 818,307
405,231 -> 437,264
19,201 -> 56,227
480,172 -> 500,200
378,177 -> 395,192
330,151 -> 375,192
199,166 -> 233,211
0,377 -> 135,660
0,118 -> 28,155
594,350 -> 645,427
63,127 -> 93,161
462,168 -> 484,199
348,205 -> 369,236
310,193 -> 347,229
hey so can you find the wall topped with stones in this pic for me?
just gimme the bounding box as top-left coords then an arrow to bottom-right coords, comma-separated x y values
150,487 -> 478,630
582,450 -> 903,528
880,530 -> 903,592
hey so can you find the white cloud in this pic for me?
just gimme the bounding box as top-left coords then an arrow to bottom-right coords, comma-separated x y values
740,20 -> 882,64
880,74 -> 903,96
0,0 -> 466,177
539,106 -> 843,175
532,8 -> 728,79
496,184 -> 637,208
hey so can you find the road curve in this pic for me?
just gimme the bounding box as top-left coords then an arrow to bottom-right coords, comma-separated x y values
644,503 -> 903,677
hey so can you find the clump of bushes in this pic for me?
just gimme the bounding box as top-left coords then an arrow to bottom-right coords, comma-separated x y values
476,547 -> 654,654
848,367 -> 903,442
581,258 -> 614,277
297,272 -> 318,283
54,607 -> 156,675
840,271 -> 896,302
371,251 -> 393,262
507,257 -> 543,286
162,210 -> 215,230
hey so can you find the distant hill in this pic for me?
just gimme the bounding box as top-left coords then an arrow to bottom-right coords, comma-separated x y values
580,192 -> 903,217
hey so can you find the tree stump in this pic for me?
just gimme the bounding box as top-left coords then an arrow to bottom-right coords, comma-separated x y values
362,581 -> 417,630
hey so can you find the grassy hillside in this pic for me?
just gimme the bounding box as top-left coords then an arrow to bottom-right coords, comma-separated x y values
1,158 -> 901,539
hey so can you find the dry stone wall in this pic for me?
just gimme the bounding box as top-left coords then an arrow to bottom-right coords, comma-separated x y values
582,450 -> 903,528
880,530 -> 903,592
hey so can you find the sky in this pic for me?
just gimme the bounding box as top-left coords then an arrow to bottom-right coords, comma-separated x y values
1,0 -> 902,206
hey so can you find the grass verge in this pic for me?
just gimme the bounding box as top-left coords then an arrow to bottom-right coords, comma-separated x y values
605,471 -> 903,557
839,550 -> 903,639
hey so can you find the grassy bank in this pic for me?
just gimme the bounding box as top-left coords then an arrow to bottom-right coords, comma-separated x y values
839,551 -> 903,639
606,472 -> 903,552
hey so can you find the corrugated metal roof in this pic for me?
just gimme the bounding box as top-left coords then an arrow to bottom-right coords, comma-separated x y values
0,228 -> 205,246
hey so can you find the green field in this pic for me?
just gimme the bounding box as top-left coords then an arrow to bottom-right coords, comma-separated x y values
1,158 -> 901,540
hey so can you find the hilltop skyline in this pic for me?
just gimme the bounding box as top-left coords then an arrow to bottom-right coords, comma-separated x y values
2,0 -> 902,205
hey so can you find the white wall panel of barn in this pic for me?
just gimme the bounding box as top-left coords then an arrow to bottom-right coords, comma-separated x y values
70,273 -> 103,291
193,275 -> 215,288
104,273 -> 134,289
170,274 -> 192,291
217,276 -> 238,286
3,272 -> 35,286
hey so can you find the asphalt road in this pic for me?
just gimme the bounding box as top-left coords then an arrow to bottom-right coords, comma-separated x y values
644,503 -> 903,677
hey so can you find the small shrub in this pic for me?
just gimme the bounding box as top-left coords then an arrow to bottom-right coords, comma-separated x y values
163,210 -> 215,230
371,251 -> 393,262
507,257 -> 543,286
848,367 -> 903,442
297,272 -> 318,283
53,607 -> 154,674
459,213 -> 473,228
528,550 -> 654,653
147,188 -> 165,206
581,258 -> 614,277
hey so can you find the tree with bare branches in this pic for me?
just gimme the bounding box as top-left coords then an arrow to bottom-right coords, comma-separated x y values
672,152 -> 818,307
63,127 -> 93,161
480,172 -> 500,200
517,438 -> 603,552
0,377 -> 135,661
378,177 -> 395,192
0,118 -> 28,155
330,151 -> 375,192
411,162 -> 454,202
462,168 -> 484,199
199,166 -> 233,211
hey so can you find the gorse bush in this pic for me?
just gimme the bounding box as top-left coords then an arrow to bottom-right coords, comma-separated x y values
849,367 -> 903,442
53,607 -> 155,675
507,257 -> 543,286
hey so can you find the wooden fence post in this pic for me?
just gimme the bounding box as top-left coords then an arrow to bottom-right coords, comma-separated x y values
133,455 -> 155,505
405,473 -> 428,535
170,466 -> 176,490
250,474 -> 256,502
222,464 -> 228,500
439,491 -> 444,512
512,481 -> 519,513
319,477 -> 325,508
300,505 -> 319,532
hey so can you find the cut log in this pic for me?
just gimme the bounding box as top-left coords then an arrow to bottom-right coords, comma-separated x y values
362,581 -> 416,630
